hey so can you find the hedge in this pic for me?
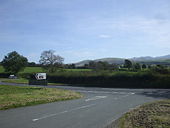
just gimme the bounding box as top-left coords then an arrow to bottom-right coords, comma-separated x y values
1,72 -> 170,88
47,74 -> 170,88
0,73 -> 11,78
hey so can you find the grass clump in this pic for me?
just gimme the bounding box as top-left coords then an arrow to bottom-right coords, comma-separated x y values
0,85 -> 82,110
119,100 -> 170,128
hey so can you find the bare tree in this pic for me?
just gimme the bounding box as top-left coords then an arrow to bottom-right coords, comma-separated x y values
39,50 -> 64,73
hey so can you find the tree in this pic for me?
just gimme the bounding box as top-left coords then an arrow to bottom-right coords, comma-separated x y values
88,61 -> 96,69
124,59 -> 133,70
28,62 -> 36,67
142,64 -> 147,69
39,50 -> 64,73
134,63 -> 141,70
1,51 -> 28,74
95,61 -> 111,70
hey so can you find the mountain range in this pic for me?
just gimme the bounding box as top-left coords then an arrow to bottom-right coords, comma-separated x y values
75,55 -> 170,66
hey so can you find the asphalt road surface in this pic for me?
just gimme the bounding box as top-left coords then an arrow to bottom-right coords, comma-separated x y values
0,82 -> 170,128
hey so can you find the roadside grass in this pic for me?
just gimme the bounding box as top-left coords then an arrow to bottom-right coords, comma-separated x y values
0,78 -> 68,86
0,78 -> 28,84
0,85 -> 82,110
118,100 -> 170,128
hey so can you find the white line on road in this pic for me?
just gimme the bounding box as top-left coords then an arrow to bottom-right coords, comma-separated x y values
85,96 -> 107,102
76,90 -> 117,94
32,104 -> 96,122
75,90 -> 135,95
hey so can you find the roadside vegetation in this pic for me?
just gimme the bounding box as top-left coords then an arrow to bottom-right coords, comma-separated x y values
0,78 -> 28,84
118,100 -> 170,128
0,85 -> 82,110
0,78 -> 68,86
0,50 -> 170,88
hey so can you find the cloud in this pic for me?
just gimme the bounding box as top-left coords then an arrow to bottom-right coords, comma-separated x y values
95,16 -> 170,48
99,34 -> 111,38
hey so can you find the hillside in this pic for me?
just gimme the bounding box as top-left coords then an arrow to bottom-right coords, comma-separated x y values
75,58 -> 124,67
75,55 -> 170,66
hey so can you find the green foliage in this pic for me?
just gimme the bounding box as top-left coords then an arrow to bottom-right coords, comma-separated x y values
124,59 -> 133,69
1,51 -> 28,74
150,65 -> 170,74
142,64 -> 147,69
84,61 -> 118,71
47,71 -> 170,88
134,63 -> 141,70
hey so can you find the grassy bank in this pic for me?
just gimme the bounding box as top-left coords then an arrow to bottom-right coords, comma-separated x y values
0,78 -> 28,84
0,78 -> 67,86
0,85 -> 82,110
118,100 -> 170,128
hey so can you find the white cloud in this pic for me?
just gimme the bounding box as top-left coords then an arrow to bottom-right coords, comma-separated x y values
96,17 -> 170,48
99,34 -> 111,38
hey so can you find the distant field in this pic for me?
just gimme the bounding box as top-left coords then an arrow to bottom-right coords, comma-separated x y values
0,66 -> 92,73
0,85 -> 82,110
20,67 -> 43,73
65,69 -> 92,72
0,66 -> 43,73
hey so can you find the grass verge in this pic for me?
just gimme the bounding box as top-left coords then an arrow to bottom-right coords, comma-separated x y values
118,100 -> 170,128
0,78 -> 67,86
0,85 -> 82,110
0,78 -> 28,84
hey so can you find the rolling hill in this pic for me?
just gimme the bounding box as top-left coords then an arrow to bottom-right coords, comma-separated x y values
75,55 -> 170,66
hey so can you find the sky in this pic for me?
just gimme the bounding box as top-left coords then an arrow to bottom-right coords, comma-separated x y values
0,0 -> 170,63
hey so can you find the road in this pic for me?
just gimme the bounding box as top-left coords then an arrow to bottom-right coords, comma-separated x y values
0,82 -> 170,128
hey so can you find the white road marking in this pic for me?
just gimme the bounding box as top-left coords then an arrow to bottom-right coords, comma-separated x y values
76,90 -> 135,95
77,90 -> 112,94
113,92 -> 135,100
85,96 -> 107,101
32,104 -> 95,122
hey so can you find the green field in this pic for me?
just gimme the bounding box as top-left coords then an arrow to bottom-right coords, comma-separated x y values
0,66 -> 43,73
20,67 -> 43,73
0,85 -> 82,110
